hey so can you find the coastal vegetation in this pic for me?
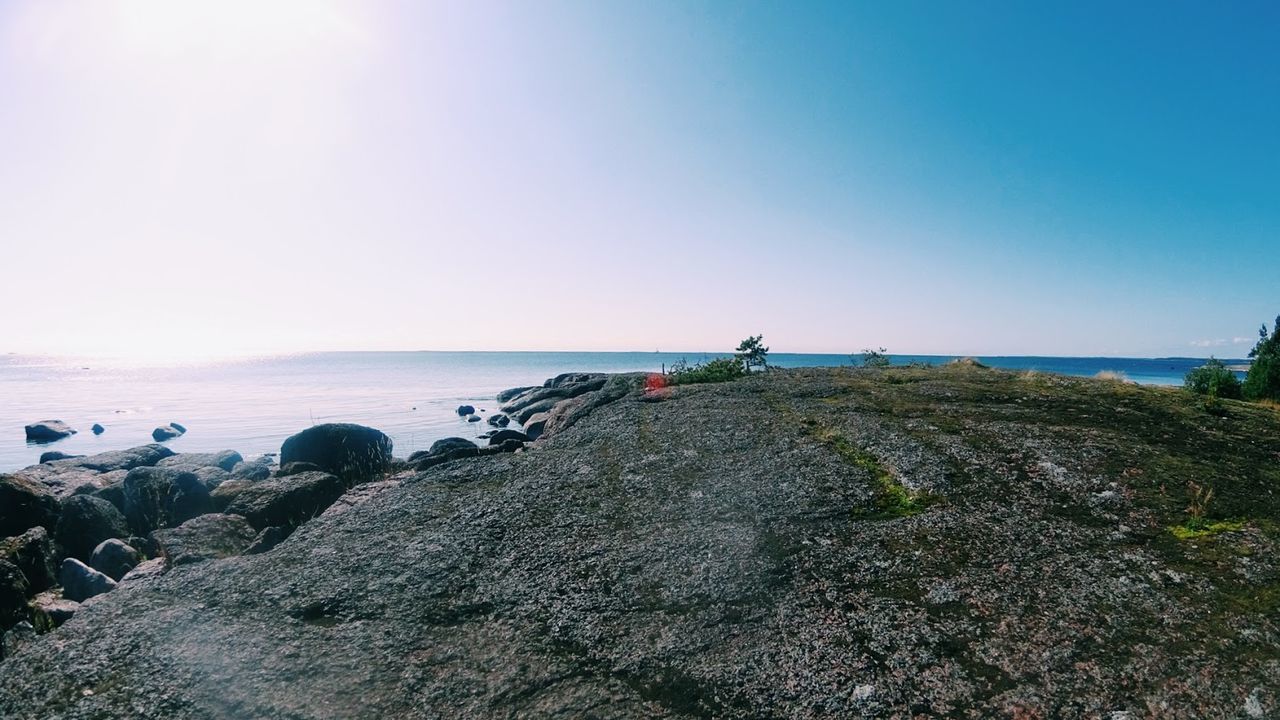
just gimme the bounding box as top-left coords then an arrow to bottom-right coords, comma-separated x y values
1184,357 -> 1243,399
855,347 -> 891,367
664,335 -> 770,385
1243,316 -> 1280,401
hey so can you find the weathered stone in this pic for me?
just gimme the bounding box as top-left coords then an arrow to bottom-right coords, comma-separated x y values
243,526 -> 289,555
488,429 -> 531,445
276,461 -> 323,477
224,472 -> 346,531
89,539 -> 140,581
279,424 -> 392,483
121,467 -> 212,536
152,514 -> 257,566
495,385 -> 537,403
229,458 -> 273,481
0,475 -> 60,537
456,405 -> 476,416
191,466 -> 232,491
486,413 -> 511,427
23,420 -> 76,443
118,558 -> 165,585
54,495 -> 129,563
0,560 -> 29,628
157,450 -> 243,472
210,480 -> 253,513
39,451 -> 81,464
58,558 -> 115,602
1,621 -> 35,660
30,590 -> 78,629
0,528 -> 57,593
523,412 -> 550,441
91,424 -> 105,435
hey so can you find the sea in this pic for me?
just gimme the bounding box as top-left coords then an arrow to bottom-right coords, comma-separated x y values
0,351 -> 1246,472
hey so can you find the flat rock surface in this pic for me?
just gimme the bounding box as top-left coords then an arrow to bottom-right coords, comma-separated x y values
1,367 -> 1279,718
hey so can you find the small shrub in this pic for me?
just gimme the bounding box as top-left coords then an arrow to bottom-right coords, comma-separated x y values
666,357 -> 746,385
1184,357 -> 1242,399
1244,316 -> 1280,401
855,347 -> 891,368
1095,370 -> 1130,383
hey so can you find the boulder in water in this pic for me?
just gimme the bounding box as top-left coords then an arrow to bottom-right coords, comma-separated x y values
151,425 -> 185,442
91,424 -> 105,435
23,421 -> 76,443
456,405 -> 475,416
487,413 -> 511,427
39,451 -> 81,464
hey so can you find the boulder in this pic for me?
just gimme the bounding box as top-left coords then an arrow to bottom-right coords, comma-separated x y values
279,424 -> 392,483
61,444 -> 174,473
230,458 -> 273,481
91,424 -> 105,435
39,451 -> 81,464
466,415 -> 481,423
276,461 -> 323,477
152,514 -> 257,566
500,376 -> 607,416
244,526 -> 289,555
170,422 -> 187,433
58,559 -> 115,602
30,590 -> 78,629
89,539 -> 140,581
151,425 -> 185,442
0,560 -> 30,629
23,420 -> 76,443
94,482 -> 126,514
428,437 -> 478,456
54,495 -> 129,563
488,429 -> 531,445
118,557 -> 166,585
1,621 -> 35,660
192,467 -> 232,491
224,471 -> 346,531
121,467 -> 212,536
0,474 -> 61,537
495,385 -> 537,403
486,413 -> 511,427
126,535 -> 160,559
0,528 -> 58,593
157,450 -> 243,472
523,412 -> 550,441
210,480 -> 253,513
456,405 -> 476,417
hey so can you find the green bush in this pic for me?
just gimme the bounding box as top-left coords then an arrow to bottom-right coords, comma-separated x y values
1184,357 -> 1242,399
665,357 -> 747,385
1243,316 -> 1280,401
855,347 -> 891,368
735,334 -> 769,371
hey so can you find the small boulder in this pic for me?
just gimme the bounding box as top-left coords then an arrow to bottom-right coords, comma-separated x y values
210,480 -> 253,512
151,424 -> 185,442
244,526 -> 290,555
59,558 -> 116,602
94,482 -> 126,514
121,467 -> 212,536
0,527 -> 58,593
230,458 -> 273,481
0,474 -> 61,537
192,467 -> 232,491
0,559 -> 30,628
118,558 -> 166,585
487,413 -> 511,427
488,429 -> 531,445
428,437 -> 478,456
276,461 -> 323,477
170,422 -> 187,433
495,386 -> 536,403
279,424 -> 392,483
89,539 -> 140,581
524,412 -> 550,441
152,514 -> 257,566
30,590 -> 78,629
54,495 -> 130,563
39,451 -> 82,464
158,450 -> 243,472
91,424 -> 105,435
1,621 -> 36,660
224,471 -> 346,531
24,420 -> 76,443
456,405 -> 476,417
467,415 -> 481,423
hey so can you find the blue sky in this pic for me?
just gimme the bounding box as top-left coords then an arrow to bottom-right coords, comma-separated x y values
0,1 -> 1275,358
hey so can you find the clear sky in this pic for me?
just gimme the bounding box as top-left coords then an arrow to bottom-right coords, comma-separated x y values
1,1 -> 1276,359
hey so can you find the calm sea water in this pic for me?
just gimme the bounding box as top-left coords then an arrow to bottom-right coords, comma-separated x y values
0,351 -> 1242,471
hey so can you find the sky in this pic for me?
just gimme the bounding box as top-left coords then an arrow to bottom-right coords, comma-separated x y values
0,0 -> 1276,359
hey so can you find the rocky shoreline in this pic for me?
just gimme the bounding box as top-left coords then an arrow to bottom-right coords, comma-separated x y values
1,364 -> 1278,717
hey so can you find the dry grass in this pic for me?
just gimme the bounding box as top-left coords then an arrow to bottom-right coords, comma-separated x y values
1095,370 -> 1131,383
